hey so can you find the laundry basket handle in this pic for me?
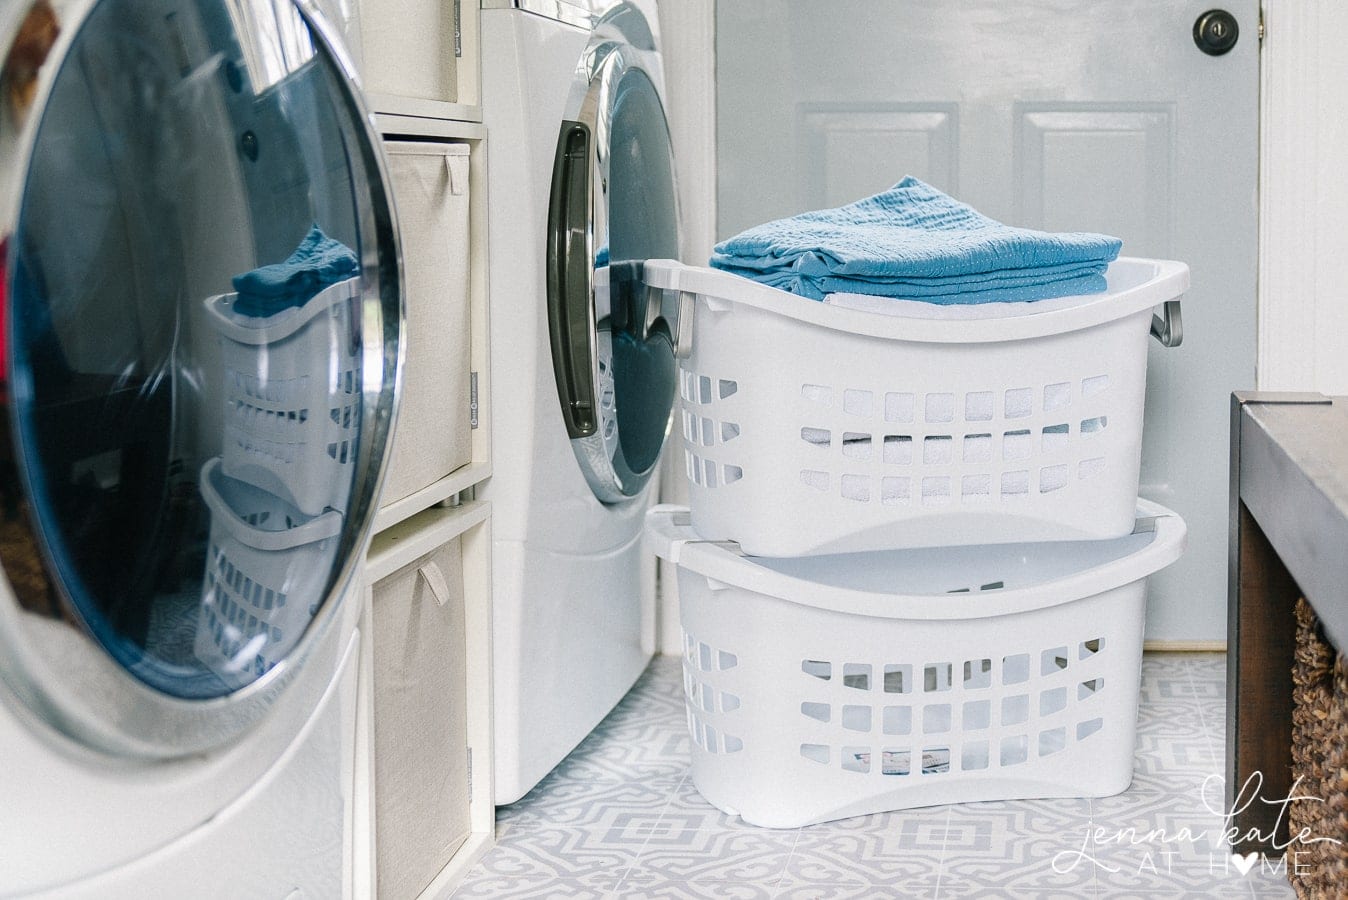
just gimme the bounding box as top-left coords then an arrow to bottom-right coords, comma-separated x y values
1150,299 -> 1182,347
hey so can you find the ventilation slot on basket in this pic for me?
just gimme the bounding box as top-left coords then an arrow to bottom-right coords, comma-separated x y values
783,632 -> 1122,785
1004,387 -> 1033,419
964,433 -> 993,464
965,391 -> 994,422
881,476 -> 911,505
841,475 -> 870,502
719,379 -> 738,399
843,663 -> 871,690
1082,374 -> 1109,398
923,704 -> 951,734
801,427 -> 831,448
882,750 -> 911,776
923,436 -> 953,465
1003,430 -> 1032,461
801,384 -> 833,407
682,631 -> 743,755
921,476 -> 951,507
842,433 -> 872,460
1042,423 -> 1069,453
883,435 -> 913,465
843,389 -> 873,417
1079,457 -> 1106,480
842,705 -> 872,732
925,393 -> 954,423
802,702 -> 830,723
801,470 -> 829,491
883,706 -> 912,735
841,747 -> 870,773
885,392 -> 915,423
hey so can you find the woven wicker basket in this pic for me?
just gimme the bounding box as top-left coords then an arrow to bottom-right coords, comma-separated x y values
1288,598 -> 1348,897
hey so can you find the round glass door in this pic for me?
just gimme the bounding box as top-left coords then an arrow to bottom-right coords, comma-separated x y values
547,18 -> 679,503
0,0 -> 400,753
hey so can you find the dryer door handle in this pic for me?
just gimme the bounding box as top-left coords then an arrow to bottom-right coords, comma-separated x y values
546,120 -> 599,440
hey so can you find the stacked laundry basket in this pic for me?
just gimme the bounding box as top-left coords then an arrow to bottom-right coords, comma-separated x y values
644,257 -> 1190,828
194,275 -> 362,685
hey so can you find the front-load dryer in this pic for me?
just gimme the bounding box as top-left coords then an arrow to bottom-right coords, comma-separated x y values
0,1 -> 402,895
480,0 -> 680,803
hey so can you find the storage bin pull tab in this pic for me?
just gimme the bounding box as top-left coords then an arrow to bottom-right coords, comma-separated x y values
417,561 -> 452,607
1150,299 -> 1182,347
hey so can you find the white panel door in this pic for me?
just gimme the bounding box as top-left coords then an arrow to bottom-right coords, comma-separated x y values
717,0 -> 1259,643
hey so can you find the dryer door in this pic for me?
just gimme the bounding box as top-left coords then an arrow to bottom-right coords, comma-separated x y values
546,6 -> 680,503
0,0 -> 401,757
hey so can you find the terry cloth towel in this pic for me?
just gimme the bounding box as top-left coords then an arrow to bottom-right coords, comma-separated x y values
231,224 -> 359,316
710,177 -> 1122,303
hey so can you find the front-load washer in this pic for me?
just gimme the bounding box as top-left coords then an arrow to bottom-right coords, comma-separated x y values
0,1 -> 402,895
480,0 -> 681,802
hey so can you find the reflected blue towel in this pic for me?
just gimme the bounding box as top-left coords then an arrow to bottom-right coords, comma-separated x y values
231,224 -> 359,316
711,177 -> 1122,303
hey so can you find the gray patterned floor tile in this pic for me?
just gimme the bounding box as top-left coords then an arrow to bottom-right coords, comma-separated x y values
467,824 -> 641,890
657,774 -> 770,833
1140,653 -> 1192,681
499,775 -> 680,828
1089,789 -> 1231,872
462,651 -> 1239,897
775,877 -> 939,899
451,872 -> 612,899
620,829 -> 798,886
782,814 -> 947,887
939,798 -> 1096,896
938,881 -> 1095,899
1092,860 -> 1262,896
614,877 -> 777,899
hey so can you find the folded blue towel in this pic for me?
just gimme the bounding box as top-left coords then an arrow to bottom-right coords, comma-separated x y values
710,177 -> 1122,303
231,224 -> 359,316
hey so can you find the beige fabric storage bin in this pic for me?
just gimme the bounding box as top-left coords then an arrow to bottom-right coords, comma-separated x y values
357,0 -> 459,103
381,141 -> 472,506
371,536 -> 470,900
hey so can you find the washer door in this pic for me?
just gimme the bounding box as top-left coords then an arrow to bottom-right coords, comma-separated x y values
0,0 -> 401,757
546,4 -> 680,503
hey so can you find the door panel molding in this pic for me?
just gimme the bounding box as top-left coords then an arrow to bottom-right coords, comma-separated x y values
1014,103 -> 1175,259
796,102 -> 959,207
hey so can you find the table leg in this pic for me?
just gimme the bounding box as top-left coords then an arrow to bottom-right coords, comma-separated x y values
1226,500 -> 1299,854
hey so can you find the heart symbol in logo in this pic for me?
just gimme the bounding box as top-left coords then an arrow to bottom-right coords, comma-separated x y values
1230,851 -> 1260,876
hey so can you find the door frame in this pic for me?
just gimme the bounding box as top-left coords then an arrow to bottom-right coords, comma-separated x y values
1257,0 -> 1348,393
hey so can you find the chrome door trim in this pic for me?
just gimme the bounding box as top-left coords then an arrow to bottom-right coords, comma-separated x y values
546,6 -> 679,503
0,0 -> 404,759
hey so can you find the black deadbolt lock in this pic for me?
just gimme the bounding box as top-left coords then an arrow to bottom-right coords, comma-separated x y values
1194,9 -> 1239,56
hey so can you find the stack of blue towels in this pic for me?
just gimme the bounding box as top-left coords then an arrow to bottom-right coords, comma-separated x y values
711,177 -> 1121,304
232,224 -> 359,316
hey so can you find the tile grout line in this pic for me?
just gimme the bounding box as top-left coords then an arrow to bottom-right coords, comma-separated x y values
931,803 -> 954,898
1088,796 -> 1100,899
771,824 -> 806,895
609,769 -> 690,897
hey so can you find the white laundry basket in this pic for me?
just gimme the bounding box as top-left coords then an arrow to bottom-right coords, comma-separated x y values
205,275 -> 362,516
647,500 -> 1185,828
195,457 -> 343,684
643,258 -> 1187,556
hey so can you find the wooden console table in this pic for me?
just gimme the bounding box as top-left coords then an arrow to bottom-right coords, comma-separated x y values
1228,391 -> 1348,853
